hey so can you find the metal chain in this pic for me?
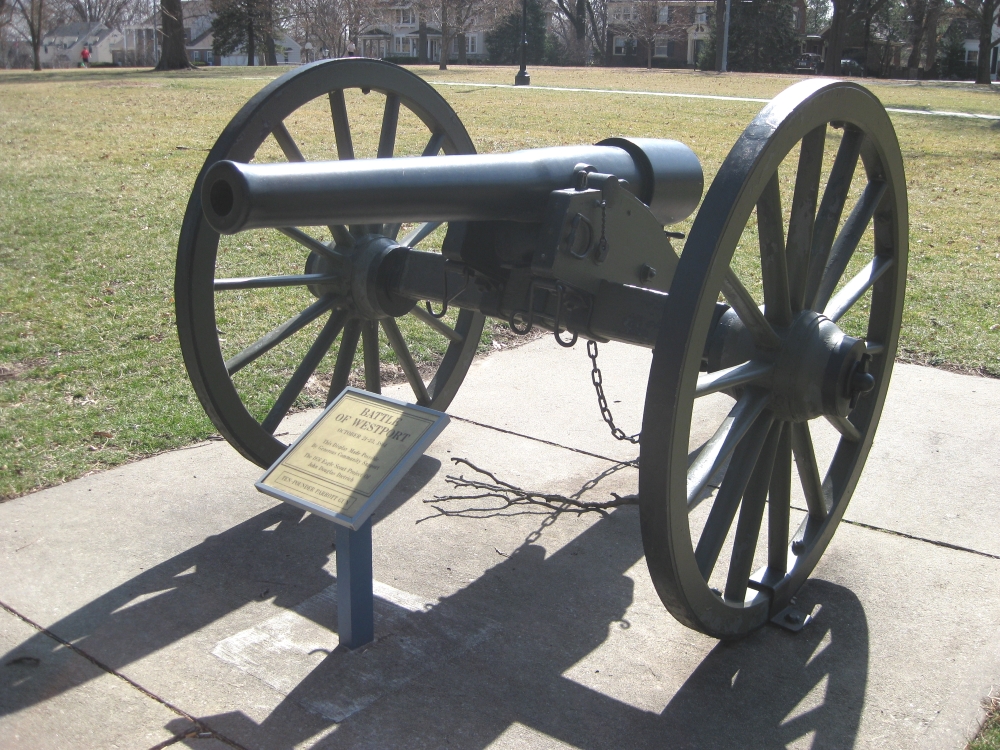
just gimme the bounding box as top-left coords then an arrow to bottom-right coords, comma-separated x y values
587,340 -> 640,444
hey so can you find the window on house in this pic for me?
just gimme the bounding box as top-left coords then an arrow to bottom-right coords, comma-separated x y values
613,35 -> 630,55
184,27 -> 191,44
695,7 -> 707,23
467,35 -> 476,53
654,35 -> 670,56
967,50 -> 978,64
657,5 -> 669,23
395,8 -> 414,24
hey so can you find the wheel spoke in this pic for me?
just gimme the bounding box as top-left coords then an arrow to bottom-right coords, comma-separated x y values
687,389 -> 770,508
422,130 -> 446,157
214,273 -> 337,291
362,320 -> 381,393
277,226 -> 345,262
271,122 -> 305,162
696,360 -> 772,398
328,318 -> 361,404
694,410 -> 775,580
261,310 -> 347,434
804,127 -> 865,309
825,413 -> 861,442
767,423 -> 792,578
225,295 -> 336,375
329,90 -> 355,160
813,180 -> 888,311
724,419 -> 782,602
790,421 -> 827,521
722,270 -> 782,351
377,93 -> 400,159
787,125 -> 827,312
757,172 -> 792,327
382,317 -> 430,405
824,254 -> 894,323
401,221 -> 442,248
410,304 -> 465,344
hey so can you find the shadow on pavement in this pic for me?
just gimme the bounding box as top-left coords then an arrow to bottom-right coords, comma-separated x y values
171,506 -> 869,749
2,451 -> 868,749
0,456 -> 439,723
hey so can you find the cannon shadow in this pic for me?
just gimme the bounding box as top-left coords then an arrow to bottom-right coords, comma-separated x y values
169,509 -> 869,749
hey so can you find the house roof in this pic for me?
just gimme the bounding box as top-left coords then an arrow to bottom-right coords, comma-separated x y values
43,21 -> 105,44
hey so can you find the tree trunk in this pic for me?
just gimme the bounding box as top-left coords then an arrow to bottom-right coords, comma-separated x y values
976,0 -> 996,83
418,21 -> 428,63
155,0 -> 193,70
32,36 -> 41,70
439,1 -> 449,69
823,0 -> 846,75
906,0 -> 926,69
246,18 -> 255,65
922,2 -> 941,72
457,32 -> 467,64
264,1 -> 277,65
714,0 -> 727,69
647,39 -> 652,68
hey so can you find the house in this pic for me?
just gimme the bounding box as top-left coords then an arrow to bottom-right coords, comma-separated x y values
357,3 -> 489,63
118,0 -> 301,66
40,22 -> 123,67
604,1 -> 714,67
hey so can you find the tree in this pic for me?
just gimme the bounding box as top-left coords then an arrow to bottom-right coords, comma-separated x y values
155,0 -> 193,68
805,0 -> 832,32
64,0 -> 134,28
486,0 -> 550,62
823,0 -> 890,74
625,0 -> 662,68
12,0 -> 47,70
703,0 -> 798,72
954,0 -> 1000,82
211,0 -> 282,65
551,0 -> 595,63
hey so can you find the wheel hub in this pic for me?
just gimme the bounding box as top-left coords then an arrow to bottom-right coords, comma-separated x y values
304,234 -> 415,320
769,310 -> 873,422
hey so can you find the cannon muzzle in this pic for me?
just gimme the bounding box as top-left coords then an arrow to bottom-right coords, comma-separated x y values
202,138 -> 703,235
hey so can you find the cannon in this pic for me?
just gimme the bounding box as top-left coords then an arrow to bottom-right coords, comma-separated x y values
176,59 -> 907,639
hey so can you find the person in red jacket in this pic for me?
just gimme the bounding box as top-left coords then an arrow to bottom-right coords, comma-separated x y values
81,47 -> 90,67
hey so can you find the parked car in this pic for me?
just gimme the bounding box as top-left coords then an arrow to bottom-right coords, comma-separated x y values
796,53 -> 823,73
840,58 -> 864,76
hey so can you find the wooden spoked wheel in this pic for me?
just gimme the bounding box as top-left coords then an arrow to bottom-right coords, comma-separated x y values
176,59 -> 485,468
639,80 -> 908,638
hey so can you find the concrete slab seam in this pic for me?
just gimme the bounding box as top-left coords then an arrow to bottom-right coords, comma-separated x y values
0,597 -> 250,750
450,414 -> 637,466
836,515 -> 1000,561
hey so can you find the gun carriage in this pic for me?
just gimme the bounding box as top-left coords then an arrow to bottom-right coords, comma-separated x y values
176,59 -> 907,639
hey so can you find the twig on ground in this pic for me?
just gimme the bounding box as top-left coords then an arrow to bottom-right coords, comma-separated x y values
420,457 -> 638,523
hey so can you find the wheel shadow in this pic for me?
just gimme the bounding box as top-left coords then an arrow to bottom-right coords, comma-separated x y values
169,505 -> 869,749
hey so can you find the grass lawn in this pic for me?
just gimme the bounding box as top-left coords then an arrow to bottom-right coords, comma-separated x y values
1,63 -> 999,500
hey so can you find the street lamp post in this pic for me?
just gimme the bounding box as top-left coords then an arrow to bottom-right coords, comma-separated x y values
514,0 -> 530,85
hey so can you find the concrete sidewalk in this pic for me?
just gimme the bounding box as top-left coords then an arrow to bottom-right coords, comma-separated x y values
1,337 -> 999,749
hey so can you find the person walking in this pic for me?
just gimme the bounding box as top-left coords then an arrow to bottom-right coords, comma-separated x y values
81,47 -> 90,67
346,41 -> 356,57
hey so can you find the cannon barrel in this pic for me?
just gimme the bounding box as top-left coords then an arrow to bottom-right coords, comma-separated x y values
202,137 -> 703,235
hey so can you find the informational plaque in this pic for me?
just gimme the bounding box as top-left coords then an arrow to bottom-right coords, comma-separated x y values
256,387 -> 449,530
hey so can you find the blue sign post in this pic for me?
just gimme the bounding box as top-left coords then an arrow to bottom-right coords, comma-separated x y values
335,517 -> 374,649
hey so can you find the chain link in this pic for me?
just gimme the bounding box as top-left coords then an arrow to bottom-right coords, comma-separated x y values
587,340 -> 640,444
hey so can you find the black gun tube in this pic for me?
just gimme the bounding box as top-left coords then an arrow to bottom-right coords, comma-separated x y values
202,138 -> 703,235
